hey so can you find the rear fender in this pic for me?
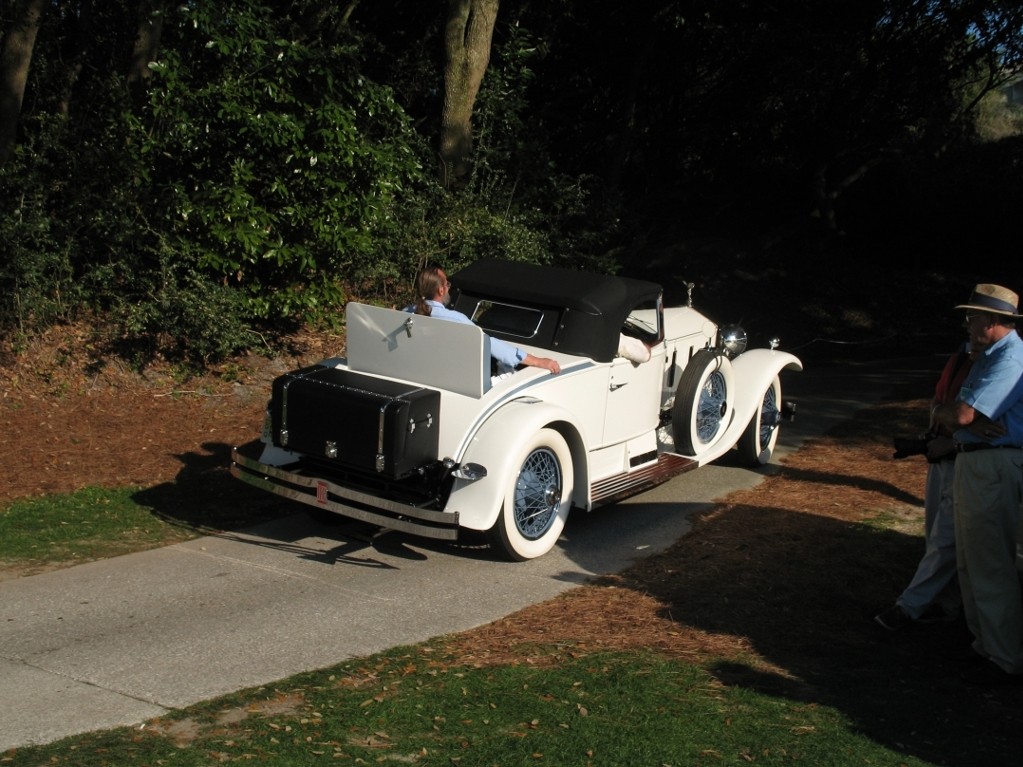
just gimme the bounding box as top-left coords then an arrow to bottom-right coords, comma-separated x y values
448,399 -> 585,531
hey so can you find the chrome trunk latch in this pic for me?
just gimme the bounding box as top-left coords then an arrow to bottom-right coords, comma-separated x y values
408,412 -> 434,433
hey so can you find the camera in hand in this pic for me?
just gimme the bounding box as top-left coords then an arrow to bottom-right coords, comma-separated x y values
892,433 -> 936,460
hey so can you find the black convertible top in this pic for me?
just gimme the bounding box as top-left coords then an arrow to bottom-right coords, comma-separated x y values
450,259 -> 662,362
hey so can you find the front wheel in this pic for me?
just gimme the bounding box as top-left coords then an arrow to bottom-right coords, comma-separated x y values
672,350 -> 735,455
738,376 -> 783,466
489,428 -> 573,561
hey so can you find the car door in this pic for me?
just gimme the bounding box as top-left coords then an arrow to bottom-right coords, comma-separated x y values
601,345 -> 663,446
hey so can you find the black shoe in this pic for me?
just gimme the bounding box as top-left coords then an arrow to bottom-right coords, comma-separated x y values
946,644 -> 986,664
961,660 -> 1023,686
916,604 -> 955,624
874,605 -> 912,631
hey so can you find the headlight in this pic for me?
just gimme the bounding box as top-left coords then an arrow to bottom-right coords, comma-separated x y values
720,325 -> 747,358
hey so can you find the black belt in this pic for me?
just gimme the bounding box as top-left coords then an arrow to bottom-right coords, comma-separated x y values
955,442 -> 1022,453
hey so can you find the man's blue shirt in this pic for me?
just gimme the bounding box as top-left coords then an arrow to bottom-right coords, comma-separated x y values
955,331 -> 1023,445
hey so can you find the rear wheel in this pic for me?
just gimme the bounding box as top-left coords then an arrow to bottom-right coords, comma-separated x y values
738,376 -> 783,466
672,350 -> 735,455
490,428 -> 573,561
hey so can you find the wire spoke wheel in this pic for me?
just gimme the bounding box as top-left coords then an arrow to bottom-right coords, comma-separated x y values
513,448 -> 563,540
739,376 -> 783,466
672,350 -> 735,455
490,428 -> 573,561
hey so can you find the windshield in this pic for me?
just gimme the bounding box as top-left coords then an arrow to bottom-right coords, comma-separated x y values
622,296 -> 663,345
469,300 -> 544,340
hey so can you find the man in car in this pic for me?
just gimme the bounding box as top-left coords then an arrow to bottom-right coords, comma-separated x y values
411,263 -> 561,375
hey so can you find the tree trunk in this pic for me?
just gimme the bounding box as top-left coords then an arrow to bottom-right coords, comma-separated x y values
127,1 -> 167,98
0,0 -> 48,165
56,1 -> 94,117
439,0 -> 499,188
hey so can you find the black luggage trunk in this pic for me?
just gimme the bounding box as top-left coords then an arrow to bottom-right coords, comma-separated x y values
270,366 -> 441,478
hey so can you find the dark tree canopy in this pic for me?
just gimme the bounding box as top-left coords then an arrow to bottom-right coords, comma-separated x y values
0,0 -> 1021,364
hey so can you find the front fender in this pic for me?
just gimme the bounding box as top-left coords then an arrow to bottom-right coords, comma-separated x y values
447,398 -> 584,531
700,349 -> 802,466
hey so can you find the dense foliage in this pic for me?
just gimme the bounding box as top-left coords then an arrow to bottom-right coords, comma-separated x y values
0,0 -> 1021,366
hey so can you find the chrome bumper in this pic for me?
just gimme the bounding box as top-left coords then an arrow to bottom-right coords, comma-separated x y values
230,447 -> 460,541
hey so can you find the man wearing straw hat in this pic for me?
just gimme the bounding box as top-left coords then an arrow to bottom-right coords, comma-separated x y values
933,283 -> 1023,685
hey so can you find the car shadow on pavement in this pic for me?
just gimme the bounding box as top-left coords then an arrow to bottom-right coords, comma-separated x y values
132,441 -> 291,533
131,442 -> 516,566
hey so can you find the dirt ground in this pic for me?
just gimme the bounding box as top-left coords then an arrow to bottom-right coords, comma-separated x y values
2,324 -> 1022,765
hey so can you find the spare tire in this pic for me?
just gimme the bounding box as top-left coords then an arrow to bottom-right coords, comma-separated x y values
671,350 -> 735,455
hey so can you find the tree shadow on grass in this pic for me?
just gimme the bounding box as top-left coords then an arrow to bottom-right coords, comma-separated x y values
612,501 -> 1023,767
610,387 -> 1023,765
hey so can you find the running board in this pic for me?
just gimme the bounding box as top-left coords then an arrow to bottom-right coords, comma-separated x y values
589,452 -> 698,506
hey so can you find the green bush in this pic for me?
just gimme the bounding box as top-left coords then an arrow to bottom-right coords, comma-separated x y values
0,176 -> 74,332
0,0 -> 626,368
134,1 -> 429,328
0,116 -> 85,332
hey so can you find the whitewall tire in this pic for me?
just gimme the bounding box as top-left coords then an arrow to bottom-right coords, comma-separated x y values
672,350 -> 735,455
490,428 -> 573,561
738,376 -> 782,466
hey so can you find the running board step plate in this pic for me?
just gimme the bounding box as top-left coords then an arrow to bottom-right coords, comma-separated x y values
590,452 -> 698,506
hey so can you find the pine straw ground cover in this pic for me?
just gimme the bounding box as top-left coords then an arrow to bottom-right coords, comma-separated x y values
0,324 -> 335,576
1,327 -> 1022,764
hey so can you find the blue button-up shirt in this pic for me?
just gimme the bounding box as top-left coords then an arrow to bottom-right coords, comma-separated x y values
955,331 -> 1023,446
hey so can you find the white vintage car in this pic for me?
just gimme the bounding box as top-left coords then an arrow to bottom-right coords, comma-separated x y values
231,259 -> 802,560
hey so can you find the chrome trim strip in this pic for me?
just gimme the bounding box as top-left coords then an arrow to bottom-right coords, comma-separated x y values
377,404 -> 386,472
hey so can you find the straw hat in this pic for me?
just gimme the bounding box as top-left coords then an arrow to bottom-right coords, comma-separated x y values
955,284 -> 1022,317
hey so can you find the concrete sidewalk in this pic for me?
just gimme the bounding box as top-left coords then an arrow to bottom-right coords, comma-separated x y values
0,356 -> 938,752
